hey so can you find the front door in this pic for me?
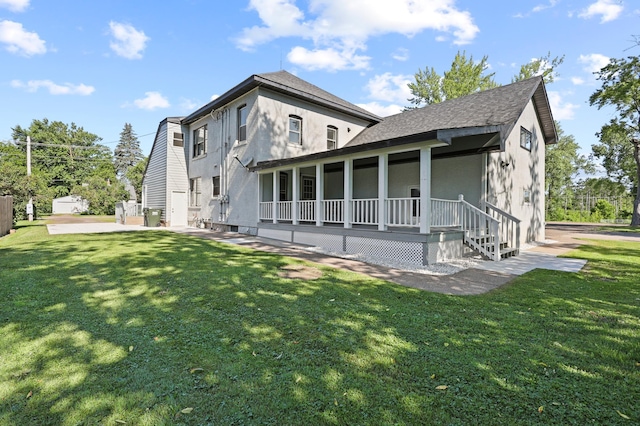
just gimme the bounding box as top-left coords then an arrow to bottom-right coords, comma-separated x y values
171,191 -> 188,226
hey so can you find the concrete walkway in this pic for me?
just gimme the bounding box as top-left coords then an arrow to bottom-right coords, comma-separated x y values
45,221 -> 639,295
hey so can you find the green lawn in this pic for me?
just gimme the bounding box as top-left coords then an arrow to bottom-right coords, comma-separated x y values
1,223 -> 638,425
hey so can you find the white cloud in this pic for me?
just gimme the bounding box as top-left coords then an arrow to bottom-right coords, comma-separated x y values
532,0 -> 558,13
571,76 -> 585,85
0,20 -> 46,56
179,98 -> 199,111
547,91 -> 578,120
364,72 -> 412,103
0,0 -> 29,12
210,94 -> 220,101
11,79 -> 95,95
287,45 -> 370,71
392,48 -> 409,61
579,0 -> 623,23
236,0 -> 479,71
108,21 -> 149,59
356,101 -> 403,117
578,53 -> 610,73
132,91 -> 170,110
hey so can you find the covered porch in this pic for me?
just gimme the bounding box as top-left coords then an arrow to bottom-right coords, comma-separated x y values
256,145 -> 520,265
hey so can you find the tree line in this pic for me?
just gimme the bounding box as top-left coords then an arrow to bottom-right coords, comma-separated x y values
0,120 -> 146,217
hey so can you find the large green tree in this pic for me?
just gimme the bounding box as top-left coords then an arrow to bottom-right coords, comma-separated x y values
8,118 -> 119,215
589,55 -> 640,225
408,51 -> 564,107
545,122 -> 591,215
125,157 -> 148,202
407,51 -> 497,107
114,123 -> 143,180
512,52 -> 565,84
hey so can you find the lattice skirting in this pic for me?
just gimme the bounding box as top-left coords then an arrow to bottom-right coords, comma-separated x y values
346,237 -> 424,266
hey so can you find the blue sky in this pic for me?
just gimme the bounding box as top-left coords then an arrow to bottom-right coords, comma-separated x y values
1,0 -> 638,162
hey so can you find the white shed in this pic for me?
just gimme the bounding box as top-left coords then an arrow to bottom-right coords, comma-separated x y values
52,195 -> 89,214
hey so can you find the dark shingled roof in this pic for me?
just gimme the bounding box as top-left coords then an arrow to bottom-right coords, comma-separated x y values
345,76 -> 556,148
251,76 -> 557,171
183,70 -> 382,125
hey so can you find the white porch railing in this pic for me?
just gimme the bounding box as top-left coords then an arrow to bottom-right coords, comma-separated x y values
430,198 -> 460,227
459,199 -> 502,261
322,200 -> 344,223
386,198 -> 419,227
277,201 -> 292,221
259,202 -> 273,220
351,198 -> 378,225
260,197 -> 516,261
486,201 -> 521,255
298,200 -> 316,222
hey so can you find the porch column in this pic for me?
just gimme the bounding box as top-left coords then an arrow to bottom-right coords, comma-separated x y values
292,166 -> 299,225
272,170 -> 279,224
315,164 -> 323,227
344,159 -> 352,228
378,153 -> 388,231
419,147 -> 431,234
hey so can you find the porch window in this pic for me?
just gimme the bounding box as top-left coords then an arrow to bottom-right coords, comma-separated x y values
410,187 -> 420,217
301,176 -> 315,200
193,125 -> 207,158
520,127 -> 532,151
190,177 -> 201,207
279,172 -> 288,201
289,115 -> 302,145
237,105 -> 247,142
327,126 -> 337,150
212,176 -> 220,197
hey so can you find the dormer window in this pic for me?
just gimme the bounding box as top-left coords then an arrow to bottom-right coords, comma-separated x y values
327,126 -> 337,150
289,115 -> 302,145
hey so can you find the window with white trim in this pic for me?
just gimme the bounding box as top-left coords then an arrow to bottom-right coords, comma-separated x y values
327,126 -> 337,150
520,127 -> 532,151
193,125 -> 207,158
289,115 -> 302,145
237,105 -> 247,142
190,177 -> 201,207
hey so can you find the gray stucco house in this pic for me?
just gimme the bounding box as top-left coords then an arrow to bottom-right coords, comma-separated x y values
143,71 -> 555,265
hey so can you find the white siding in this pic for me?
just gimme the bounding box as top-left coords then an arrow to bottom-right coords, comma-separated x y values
487,99 -> 546,243
143,123 -> 168,218
165,121 -> 188,225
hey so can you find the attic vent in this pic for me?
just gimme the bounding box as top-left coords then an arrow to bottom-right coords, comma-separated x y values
173,132 -> 184,147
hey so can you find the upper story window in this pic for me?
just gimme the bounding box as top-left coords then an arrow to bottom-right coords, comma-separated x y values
173,132 -> 184,147
327,126 -> 338,150
289,115 -> 302,145
520,127 -> 532,151
193,125 -> 207,158
237,105 -> 247,142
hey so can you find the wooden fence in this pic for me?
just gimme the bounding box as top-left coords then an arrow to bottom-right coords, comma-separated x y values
0,195 -> 13,237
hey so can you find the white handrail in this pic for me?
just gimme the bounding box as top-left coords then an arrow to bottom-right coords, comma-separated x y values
386,198 -> 419,227
298,200 -> 315,222
352,198 -> 378,225
322,200 -> 344,223
277,201 -> 292,221
259,202 -> 273,220
485,202 -> 521,254
459,199 -> 502,261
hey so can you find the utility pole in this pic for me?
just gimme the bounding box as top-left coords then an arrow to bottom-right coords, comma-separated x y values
26,136 -> 33,221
